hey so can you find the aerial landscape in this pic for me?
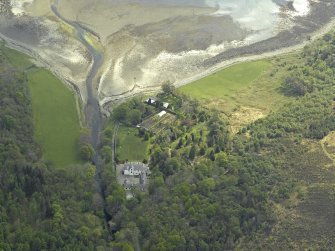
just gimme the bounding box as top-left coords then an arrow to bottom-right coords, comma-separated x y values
1,0 -> 335,250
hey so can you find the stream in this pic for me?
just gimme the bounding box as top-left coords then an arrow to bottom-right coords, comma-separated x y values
51,0 -> 112,227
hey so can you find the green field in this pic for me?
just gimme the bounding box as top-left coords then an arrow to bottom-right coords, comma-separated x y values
180,60 -> 280,112
116,126 -> 149,162
28,68 -> 81,168
180,60 -> 271,99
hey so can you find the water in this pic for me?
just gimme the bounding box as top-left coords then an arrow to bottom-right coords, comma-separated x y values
106,0 -> 310,43
52,0 -> 103,151
52,0 -> 110,226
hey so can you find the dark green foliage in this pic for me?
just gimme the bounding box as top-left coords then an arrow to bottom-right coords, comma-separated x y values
0,48 -> 109,250
102,92 -> 283,250
113,97 -> 156,126
80,143 -> 95,161
161,82 -> 176,95
101,30 -> 335,250
281,30 -> 335,96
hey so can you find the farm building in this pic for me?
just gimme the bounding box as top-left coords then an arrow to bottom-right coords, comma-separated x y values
158,111 -> 166,117
145,97 -> 156,104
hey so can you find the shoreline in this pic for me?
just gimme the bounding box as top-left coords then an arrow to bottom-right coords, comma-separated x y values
101,15 -> 335,110
0,33 -> 86,126
174,16 -> 335,89
101,1 -> 335,109
2,0 -> 335,115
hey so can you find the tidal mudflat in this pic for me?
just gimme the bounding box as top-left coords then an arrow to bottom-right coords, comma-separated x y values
1,0 -> 335,112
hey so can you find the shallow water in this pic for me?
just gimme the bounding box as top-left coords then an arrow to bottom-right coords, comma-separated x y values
106,0 -> 309,43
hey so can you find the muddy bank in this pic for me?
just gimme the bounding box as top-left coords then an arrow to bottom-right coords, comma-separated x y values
97,13 -> 249,101
2,0 -> 335,113
96,0 -> 335,109
0,7 -> 91,103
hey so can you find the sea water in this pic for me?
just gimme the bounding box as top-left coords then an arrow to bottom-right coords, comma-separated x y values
109,0 -> 310,42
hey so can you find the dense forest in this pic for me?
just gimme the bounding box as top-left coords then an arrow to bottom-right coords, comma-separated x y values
1,28 -> 335,250
0,47 -> 111,250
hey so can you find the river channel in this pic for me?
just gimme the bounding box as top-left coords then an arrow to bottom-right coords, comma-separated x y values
51,0 -> 103,158
51,0 -> 111,226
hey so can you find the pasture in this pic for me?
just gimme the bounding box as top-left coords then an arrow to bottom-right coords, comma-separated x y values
179,59 -> 294,114
28,68 -> 81,168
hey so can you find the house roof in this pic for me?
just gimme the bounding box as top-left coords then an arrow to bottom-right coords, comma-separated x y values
123,162 -> 149,172
163,102 -> 169,108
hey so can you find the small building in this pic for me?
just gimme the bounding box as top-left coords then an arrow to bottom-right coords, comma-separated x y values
145,97 -> 156,105
163,102 -> 169,109
158,111 -> 166,117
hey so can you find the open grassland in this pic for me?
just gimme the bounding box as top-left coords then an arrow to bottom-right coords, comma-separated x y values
180,60 -> 271,100
116,126 -> 149,162
28,68 -> 81,168
179,57 -> 299,114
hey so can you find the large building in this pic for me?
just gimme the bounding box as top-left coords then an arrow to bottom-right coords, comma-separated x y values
122,162 -> 149,176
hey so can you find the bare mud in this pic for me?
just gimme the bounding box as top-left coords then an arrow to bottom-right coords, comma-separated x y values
0,2 -> 91,102
1,0 -> 335,114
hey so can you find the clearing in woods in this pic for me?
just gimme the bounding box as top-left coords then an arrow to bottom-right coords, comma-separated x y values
28,68 -> 81,168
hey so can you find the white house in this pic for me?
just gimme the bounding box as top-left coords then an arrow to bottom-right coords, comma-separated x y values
163,102 -> 169,109
122,162 -> 149,176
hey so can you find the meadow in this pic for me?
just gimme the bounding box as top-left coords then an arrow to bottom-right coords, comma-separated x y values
179,58 -> 297,114
1,44 -> 82,167
28,68 -> 81,168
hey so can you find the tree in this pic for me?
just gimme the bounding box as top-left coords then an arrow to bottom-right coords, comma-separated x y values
128,109 -> 142,126
113,104 -> 129,122
281,75 -> 311,96
209,150 -> 215,161
189,146 -> 196,160
161,81 -> 175,95
51,203 -> 63,226
80,144 -> 95,161
101,145 -> 112,163
200,146 -> 206,156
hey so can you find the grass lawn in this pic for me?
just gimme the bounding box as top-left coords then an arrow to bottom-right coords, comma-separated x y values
28,68 -> 81,168
116,126 -> 149,162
